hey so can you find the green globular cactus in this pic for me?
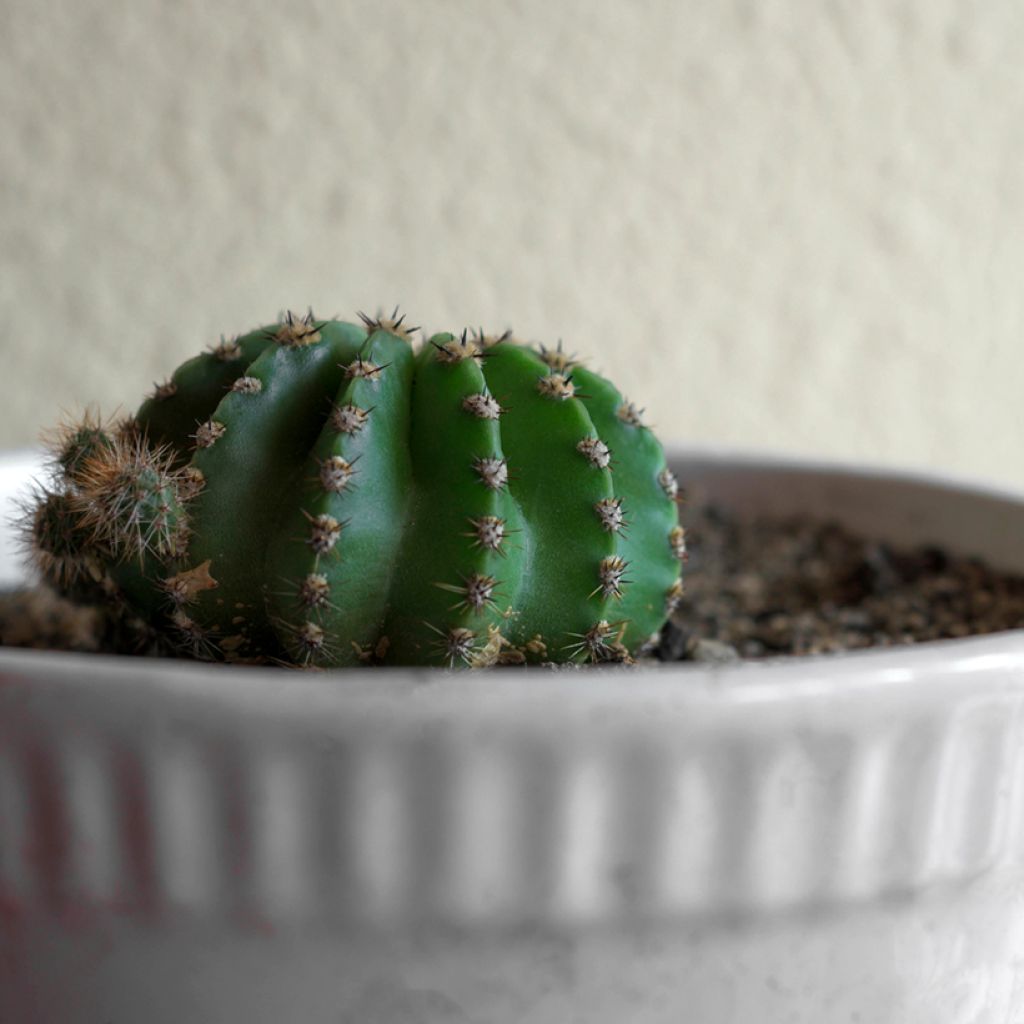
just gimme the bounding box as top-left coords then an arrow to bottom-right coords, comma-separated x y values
24,310 -> 685,668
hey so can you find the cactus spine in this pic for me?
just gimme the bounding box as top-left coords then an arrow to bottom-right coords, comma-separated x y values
25,311 -> 684,667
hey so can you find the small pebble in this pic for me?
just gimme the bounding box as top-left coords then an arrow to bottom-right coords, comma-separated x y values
686,637 -> 741,664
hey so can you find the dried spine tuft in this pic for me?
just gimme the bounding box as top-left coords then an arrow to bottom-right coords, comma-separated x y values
469,327 -> 512,350
358,307 -> 417,338
275,310 -> 322,347
564,620 -> 627,663
461,392 -> 503,419
466,514 -> 507,553
537,340 -> 577,372
432,625 -> 478,667
536,372 -> 576,400
298,573 -> 331,609
179,466 -> 206,499
669,525 -> 687,561
344,357 -> 386,381
435,572 -> 499,614
596,555 -> 629,599
594,497 -> 626,533
473,456 -> 509,491
170,610 -> 217,659
582,620 -> 619,659
432,330 -> 484,365
658,467 -> 679,501
617,401 -> 645,427
305,513 -> 343,555
577,436 -> 611,469
194,420 -> 226,449
318,455 -> 356,493
330,403 -> 370,435
295,621 -> 326,659
231,375 -> 262,394
210,336 -> 242,361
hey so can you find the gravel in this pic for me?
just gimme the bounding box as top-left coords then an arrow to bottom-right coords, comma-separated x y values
656,501 -> 1024,662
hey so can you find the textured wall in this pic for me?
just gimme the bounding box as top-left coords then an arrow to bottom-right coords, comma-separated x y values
3,1 -> 1024,483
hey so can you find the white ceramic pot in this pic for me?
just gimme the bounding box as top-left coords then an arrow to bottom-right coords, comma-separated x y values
2,447 -> 1024,1024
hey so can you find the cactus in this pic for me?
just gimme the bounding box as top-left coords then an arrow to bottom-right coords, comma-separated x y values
23,310 -> 684,667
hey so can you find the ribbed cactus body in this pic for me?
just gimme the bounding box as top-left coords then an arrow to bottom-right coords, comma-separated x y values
29,313 -> 684,667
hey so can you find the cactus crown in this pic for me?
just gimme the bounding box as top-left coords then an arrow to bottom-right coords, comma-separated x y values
23,310 -> 683,668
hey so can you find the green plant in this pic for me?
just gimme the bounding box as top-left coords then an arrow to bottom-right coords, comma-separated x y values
24,310 -> 685,667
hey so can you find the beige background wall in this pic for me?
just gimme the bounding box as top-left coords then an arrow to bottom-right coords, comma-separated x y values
3,1 -> 1024,483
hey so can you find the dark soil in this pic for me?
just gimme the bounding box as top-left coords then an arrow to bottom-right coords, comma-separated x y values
3,501 -> 1024,663
0,586 -> 133,655
656,501 -> 1024,663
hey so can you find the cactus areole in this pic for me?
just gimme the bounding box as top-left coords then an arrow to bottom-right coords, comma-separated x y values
27,311 -> 685,668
